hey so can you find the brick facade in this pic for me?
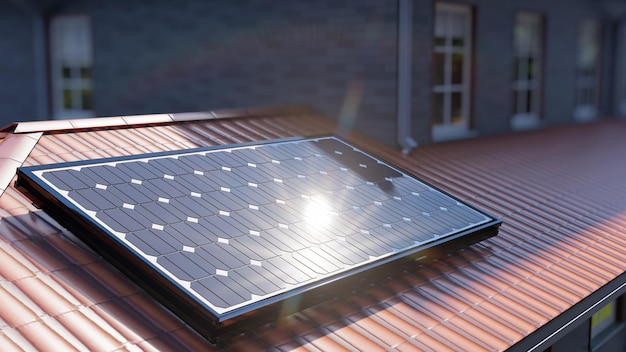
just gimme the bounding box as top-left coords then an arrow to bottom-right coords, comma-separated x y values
0,3 -> 37,124
0,0 -> 613,145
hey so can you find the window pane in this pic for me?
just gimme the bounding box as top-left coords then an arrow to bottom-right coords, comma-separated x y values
449,13 -> 466,39
527,57 -> 538,80
433,52 -> 445,85
578,19 -> 599,68
63,89 -> 73,109
452,37 -> 464,47
591,301 -> 616,339
80,67 -> 92,79
451,92 -> 463,124
432,93 -> 445,126
514,56 -> 526,81
50,15 -> 93,118
576,19 -> 600,109
62,66 -> 72,79
452,53 -> 464,84
514,90 -> 527,114
525,89 -> 533,114
81,89 -> 93,109
513,12 -> 542,119
433,3 -> 473,131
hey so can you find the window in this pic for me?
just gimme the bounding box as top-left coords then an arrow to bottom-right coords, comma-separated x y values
574,19 -> 601,122
590,298 -> 625,351
511,12 -> 543,130
49,15 -> 94,119
591,301 -> 617,340
432,3 -> 473,141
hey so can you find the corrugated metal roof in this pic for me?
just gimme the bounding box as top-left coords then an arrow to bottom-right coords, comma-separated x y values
1,107 -> 626,351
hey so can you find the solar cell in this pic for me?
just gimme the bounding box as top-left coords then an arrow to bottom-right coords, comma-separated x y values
17,135 -> 500,339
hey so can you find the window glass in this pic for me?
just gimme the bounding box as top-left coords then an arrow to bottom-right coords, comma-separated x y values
574,19 -> 601,119
512,12 -> 543,117
433,53 -> 446,85
451,92 -> 462,124
50,15 -> 94,119
451,53 -> 464,84
591,301 -> 617,339
432,3 -> 472,135
432,93 -> 445,126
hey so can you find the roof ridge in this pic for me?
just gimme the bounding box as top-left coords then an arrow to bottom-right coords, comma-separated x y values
3,104 -> 313,135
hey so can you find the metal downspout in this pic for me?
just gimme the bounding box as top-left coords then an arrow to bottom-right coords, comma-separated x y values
397,0 -> 418,154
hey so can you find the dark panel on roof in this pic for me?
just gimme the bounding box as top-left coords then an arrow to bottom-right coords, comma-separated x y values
16,136 -> 500,339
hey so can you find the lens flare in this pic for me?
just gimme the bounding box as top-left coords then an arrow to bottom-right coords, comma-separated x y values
303,196 -> 332,230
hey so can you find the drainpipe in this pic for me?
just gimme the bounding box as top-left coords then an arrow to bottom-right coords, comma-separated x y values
12,0 -> 50,121
33,14 -> 49,121
397,0 -> 418,154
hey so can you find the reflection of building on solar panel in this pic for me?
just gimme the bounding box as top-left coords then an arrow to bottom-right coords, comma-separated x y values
18,135 -> 500,337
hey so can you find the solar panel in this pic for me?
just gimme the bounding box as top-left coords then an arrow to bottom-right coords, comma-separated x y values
17,135 -> 500,338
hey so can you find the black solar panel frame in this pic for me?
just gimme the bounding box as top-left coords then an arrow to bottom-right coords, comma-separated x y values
16,135 -> 501,340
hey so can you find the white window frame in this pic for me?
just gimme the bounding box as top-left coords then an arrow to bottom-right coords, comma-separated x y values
431,3 -> 475,142
574,19 -> 601,122
511,11 -> 543,131
49,15 -> 94,119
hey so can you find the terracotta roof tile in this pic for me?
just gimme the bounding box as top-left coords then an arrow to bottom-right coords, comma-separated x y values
1,327 -> 39,351
13,277 -> 75,316
0,332 -> 24,352
0,244 -> 37,281
302,333 -> 355,352
43,235 -> 98,267
122,293 -> 189,333
11,240 -> 74,275
408,332 -> 457,352
0,218 -> 30,243
0,284 -> 40,328
17,319 -> 83,351
51,268 -> 114,307
90,299 -> 167,344
55,309 -> 122,350
81,262 -> 142,299
2,109 -> 626,350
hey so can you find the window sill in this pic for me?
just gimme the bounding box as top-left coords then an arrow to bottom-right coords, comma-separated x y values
510,113 -> 542,131
574,105 -> 598,123
431,125 -> 477,142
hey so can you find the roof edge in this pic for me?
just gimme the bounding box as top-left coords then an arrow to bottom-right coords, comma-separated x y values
510,271 -> 626,352
5,104 -> 314,134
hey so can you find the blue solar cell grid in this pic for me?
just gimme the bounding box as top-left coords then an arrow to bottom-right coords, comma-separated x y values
21,136 -> 496,319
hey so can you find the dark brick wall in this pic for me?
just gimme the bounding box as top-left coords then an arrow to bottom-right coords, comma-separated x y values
0,0 -> 611,145
551,319 -> 590,352
53,0 -> 399,145
0,3 -> 37,127
450,0 -> 604,137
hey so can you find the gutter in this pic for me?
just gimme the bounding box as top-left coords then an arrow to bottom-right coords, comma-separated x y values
397,0 -> 418,154
511,271 -> 626,352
